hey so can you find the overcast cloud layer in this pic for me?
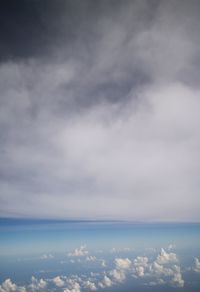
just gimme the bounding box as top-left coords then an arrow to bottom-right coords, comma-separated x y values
0,0 -> 200,221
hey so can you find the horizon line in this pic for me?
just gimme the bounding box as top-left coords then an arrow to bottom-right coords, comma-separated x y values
0,217 -> 200,225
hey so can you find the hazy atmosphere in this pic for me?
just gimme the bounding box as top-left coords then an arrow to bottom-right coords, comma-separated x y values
0,0 -> 200,221
1,1 -> 200,292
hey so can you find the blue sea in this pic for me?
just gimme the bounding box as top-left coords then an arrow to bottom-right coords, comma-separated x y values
0,220 -> 200,291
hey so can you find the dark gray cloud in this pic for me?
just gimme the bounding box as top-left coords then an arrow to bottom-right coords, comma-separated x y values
0,0 -> 155,61
0,0 -> 92,62
0,0 -> 200,220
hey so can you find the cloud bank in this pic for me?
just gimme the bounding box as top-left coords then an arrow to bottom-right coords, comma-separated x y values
0,0 -> 200,220
2,246 -> 200,291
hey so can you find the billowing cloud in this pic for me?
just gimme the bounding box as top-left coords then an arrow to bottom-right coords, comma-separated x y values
0,279 -> 17,292
147,249 -> 184,287
149,261 -> 174,277
0,279 -> 25,292
0,0 -> 200,221
114,258 -> 132,270
0,246 -> 190,291
133,256 -> 148,277
52,276 -> 65,287
170,266 -> 184,287
83,280 -> 97,291
193,257 -> 200,273
155,248 -> 178,265
29,277 -> 47,291
62,278 -> 81,292
98,276 -> 113,288
134,256 -> 148,267
108,257 -> 131,284
68,245 -> 88,257
109,269 -> 126,283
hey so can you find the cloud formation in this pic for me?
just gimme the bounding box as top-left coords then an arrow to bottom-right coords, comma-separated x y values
68,245 -> 88,257
0,0 -> 200,221
83,280 -> 97,291
109,269 -> 126,283
98,276 -> 112,288
114,258 -> 132,270
133,256 -> 148,277
0,246 -> 192,291
155,248 -> 178,265
170,266 -> 184,288
193,257 -> 200,273
40,253 -> 54,260
0,279 -> 25,292
29,276 -> 47,291
53,276 -> 65,288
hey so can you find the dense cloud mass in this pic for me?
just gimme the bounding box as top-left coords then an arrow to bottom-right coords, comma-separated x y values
0,0 -> 200,220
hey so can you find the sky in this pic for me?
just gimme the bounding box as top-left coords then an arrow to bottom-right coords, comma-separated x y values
1,221 -> 200,291
0,0 -> 200,221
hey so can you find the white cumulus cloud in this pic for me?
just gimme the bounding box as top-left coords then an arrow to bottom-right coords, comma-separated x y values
156,248 -> 178,265
83,280 -> 97,291
193,257 -> 200,272
68,245 -> 88,257
63,279 -> 81,292
109,269 -> 126,283
98,276 -> 113,288
170,266 -> 184,287
52,276 -> 65,287
0,279 -> 26,292
133,256 -> 148,277
29,276 -> 47,291
114,258 -> 132,270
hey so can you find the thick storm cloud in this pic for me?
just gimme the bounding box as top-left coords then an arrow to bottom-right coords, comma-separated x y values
0,0 -> 200,220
